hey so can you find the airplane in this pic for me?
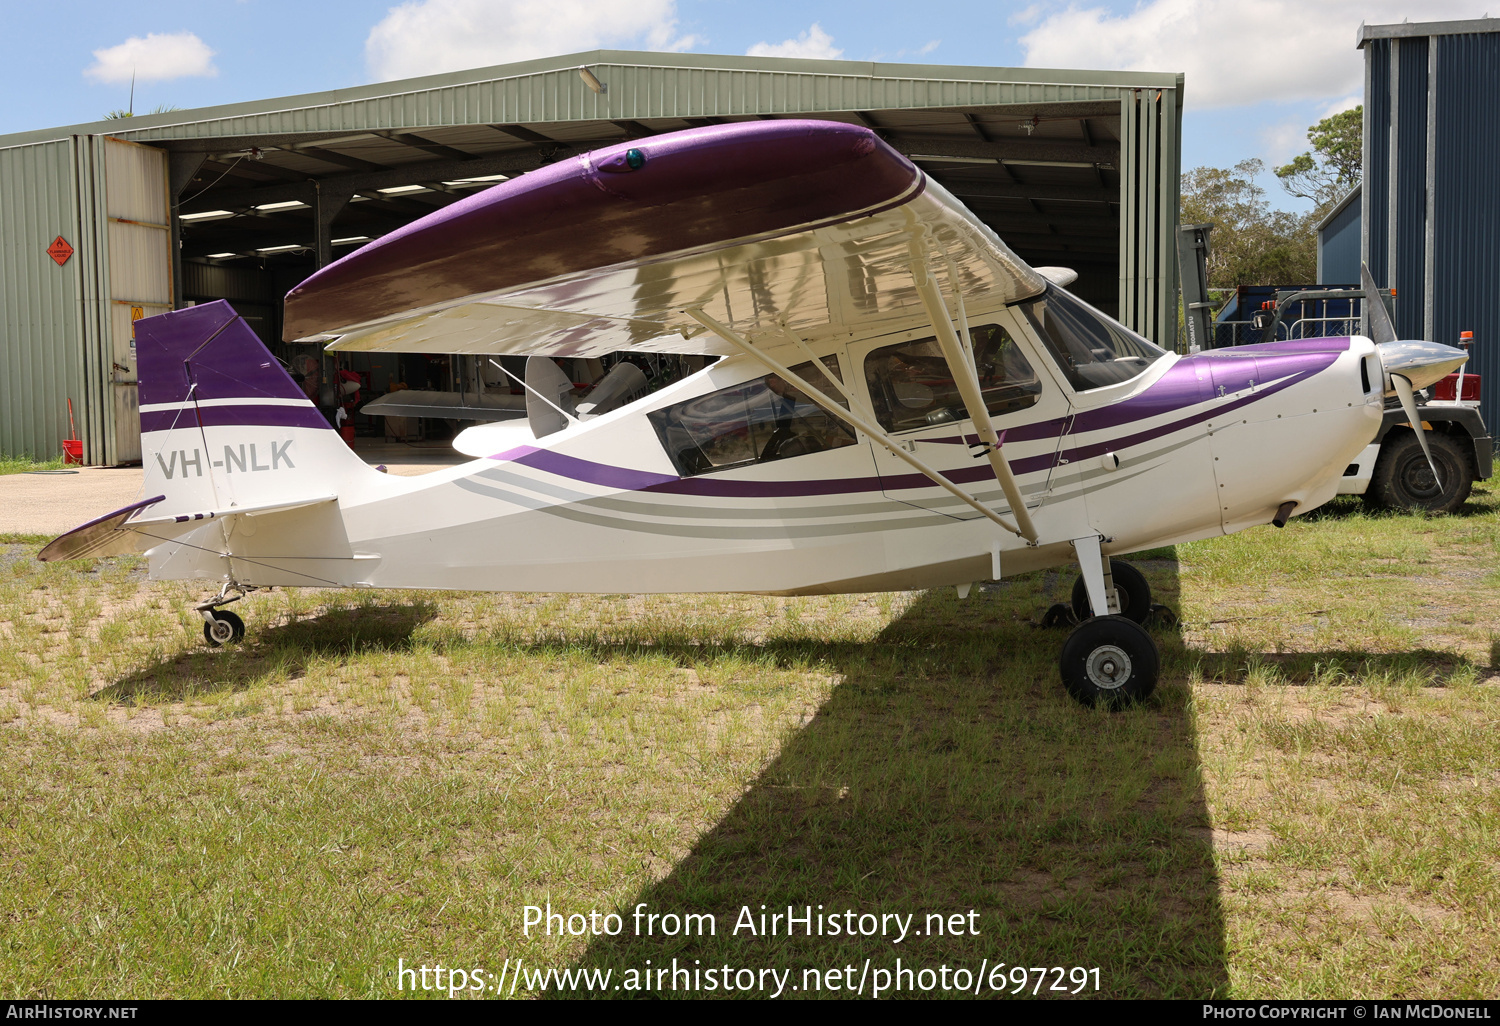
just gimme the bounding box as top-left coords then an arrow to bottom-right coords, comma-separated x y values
39,119 -> 1469,708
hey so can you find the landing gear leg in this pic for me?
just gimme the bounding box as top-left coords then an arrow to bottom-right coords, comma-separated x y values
196,582 -> 253,647
1059,536 -> 1158,707
1070,559 -> 1152,624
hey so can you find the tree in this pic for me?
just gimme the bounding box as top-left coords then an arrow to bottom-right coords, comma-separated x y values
1274,106 -> 1362,210
1181,158 -> 1318,289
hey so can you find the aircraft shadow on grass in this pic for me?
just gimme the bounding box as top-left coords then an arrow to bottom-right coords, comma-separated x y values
92,600 -> 440,703
542,565 -> 1233,999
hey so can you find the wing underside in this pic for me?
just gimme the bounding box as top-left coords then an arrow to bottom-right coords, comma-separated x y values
289,121 -> 1045,360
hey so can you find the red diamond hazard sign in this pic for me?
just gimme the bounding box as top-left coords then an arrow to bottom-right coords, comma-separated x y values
47,237 -> 73,266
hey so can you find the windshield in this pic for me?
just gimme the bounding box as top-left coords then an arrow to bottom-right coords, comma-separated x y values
1017,284 -> 1167,391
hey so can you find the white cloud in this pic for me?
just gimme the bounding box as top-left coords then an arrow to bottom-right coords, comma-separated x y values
1319,94 -> 1363,119
84,32 -> 217,85
1008,3 -> 1045,26
746,24 -> 843,60
1019,1 -> 1491,108
1261,116 -> 1311,166
365,0 -> 699,81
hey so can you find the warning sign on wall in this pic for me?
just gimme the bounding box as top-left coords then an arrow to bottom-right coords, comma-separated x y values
47,236 -> 73,266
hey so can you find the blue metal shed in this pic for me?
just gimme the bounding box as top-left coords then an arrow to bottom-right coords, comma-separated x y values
1361,17 -> 1500,432
1316,184 -> 1361,284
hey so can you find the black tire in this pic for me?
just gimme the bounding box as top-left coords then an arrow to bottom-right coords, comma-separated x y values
1365,429 -> 1472,513
202,610 -> 245,647
1070,560 -> 1151,623
1059,615 -> 1159,708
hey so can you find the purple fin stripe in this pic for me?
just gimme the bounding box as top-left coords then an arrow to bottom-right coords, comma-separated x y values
141,405 -> 330,433
136,300 -> 315,407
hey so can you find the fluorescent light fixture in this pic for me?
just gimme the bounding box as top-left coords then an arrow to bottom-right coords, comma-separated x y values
377,184 -> 428,194
331,236 -> 370,245
254,200 -> 308,211
907,155 -> 997,165
255,244 -> 303,254
442,174 -> 509,186
180,209 -> 235,222
1002,159 -> 1108,169
579,67 -> 607,94
205,252 -> 239,259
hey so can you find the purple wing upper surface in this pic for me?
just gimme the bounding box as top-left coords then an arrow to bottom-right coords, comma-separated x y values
290,120 -> 1046,358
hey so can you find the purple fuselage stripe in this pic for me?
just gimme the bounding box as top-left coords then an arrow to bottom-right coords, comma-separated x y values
494,347 -> 1343,499
512,448 -> 678,490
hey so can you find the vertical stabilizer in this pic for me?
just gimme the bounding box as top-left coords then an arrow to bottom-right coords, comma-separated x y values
135,300 -> 373,517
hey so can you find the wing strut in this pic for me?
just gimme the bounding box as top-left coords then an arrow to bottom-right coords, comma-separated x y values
684,308 -> 1031,540
909,240 -> 1039,543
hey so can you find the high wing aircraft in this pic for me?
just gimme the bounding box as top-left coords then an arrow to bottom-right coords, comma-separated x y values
40,119 -> 1468,707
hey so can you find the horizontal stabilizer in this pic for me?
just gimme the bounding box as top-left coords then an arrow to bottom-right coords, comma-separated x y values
39,494 -> 336,562
38,496 -> 168,561
361,389 -> 526,422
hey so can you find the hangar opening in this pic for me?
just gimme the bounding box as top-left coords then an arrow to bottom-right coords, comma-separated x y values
0,51 -> 1182,464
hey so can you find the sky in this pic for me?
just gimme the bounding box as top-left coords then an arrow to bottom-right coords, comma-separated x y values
5,0 -> 1495,212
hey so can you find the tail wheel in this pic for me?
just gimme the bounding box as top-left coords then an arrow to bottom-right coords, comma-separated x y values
1059,614 -> 1159,708
1070,559 -> 1152,623
203,610 -> 246,647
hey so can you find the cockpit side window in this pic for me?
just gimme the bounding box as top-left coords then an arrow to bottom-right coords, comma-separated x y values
1017,284 -> 1166,391
649,357 -> 856,477
863,323 -> 1042,433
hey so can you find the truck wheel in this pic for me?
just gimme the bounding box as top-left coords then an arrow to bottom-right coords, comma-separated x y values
1365,429 -> 1473,513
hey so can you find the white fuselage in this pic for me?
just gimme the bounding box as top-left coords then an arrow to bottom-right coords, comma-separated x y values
146,314 -> 1384,596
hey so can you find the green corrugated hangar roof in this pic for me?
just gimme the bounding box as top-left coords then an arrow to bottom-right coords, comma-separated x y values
0,49 -> 1183,464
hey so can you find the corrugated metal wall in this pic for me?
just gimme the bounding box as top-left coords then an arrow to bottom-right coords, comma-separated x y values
1366,27 -> 1500,435
1394,39 -> 1429,339
100,137 -> 173,463
110,60 -> 1156,143
1431,31 -> 1500,433
1364,40 -> 1391,288
1118,87 -> 1180,346
0,138 -> 89,462
1318,198 -> 1361,282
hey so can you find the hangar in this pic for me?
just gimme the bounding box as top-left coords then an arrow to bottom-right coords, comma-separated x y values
1359,16 -> 1500,432
0,50 -> 1183,465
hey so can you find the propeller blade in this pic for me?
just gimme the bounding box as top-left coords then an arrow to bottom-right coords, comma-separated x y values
1391,373 -> 1442,489
1360,262 -> 1398,345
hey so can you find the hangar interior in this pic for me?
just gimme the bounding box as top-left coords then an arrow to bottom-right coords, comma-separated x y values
177,102 -> 1138,410
0,51 -> 1182,463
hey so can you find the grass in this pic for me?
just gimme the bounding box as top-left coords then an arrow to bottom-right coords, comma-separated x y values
0,453 -> 66,475
0,483 -> 1497,999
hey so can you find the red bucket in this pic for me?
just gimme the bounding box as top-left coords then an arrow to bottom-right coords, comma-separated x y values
61,439 -> 83,465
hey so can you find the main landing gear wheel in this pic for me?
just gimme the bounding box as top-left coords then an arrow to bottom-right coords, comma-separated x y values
1070,559 -> 1151,623
1059,615 -> 1158,708
203,610 -> 245,647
